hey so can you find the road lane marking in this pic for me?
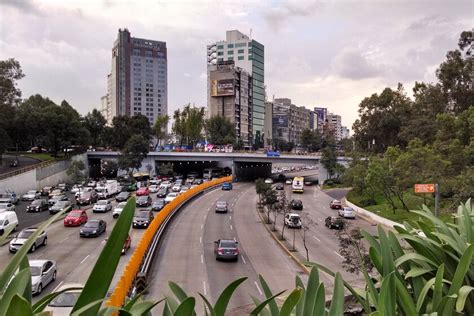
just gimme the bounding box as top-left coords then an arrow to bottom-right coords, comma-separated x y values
53,281 -> 64,292
59,236 -> 71,243
230,225 -> 233,230
229,216 -> 232,220
203,281 -> 207,295
80,255 -> 90,264
312,235 -> 320,242
201,224 -> 203,230
318,218 -> 323,222
254,281 -> 263,296
199,237 -> 202,244
201,254 -> 204,264
241,255 -> 246,264
333,251 -> 344,259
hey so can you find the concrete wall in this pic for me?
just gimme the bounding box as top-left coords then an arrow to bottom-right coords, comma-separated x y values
345,200 -> 403,229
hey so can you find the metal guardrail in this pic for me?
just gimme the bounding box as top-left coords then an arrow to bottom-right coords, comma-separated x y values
0,159 -> 58,181
107,176 -> 232,308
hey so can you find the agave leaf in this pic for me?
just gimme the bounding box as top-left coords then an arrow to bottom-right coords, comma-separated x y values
32,286 -> 83,313
70,298 -> 104,316
214,277 -> 247,316
303,266 -> 320,316
250,290 -> 285,315
378,272 -> 396,316
250,295 -> 271,316
169,281 -> 191,303
258,275 -> 280,316
0,268 -> 31,316
72,197 -> 136,315
312,283 -> 326,316
127,298 -> 164,315
173,297 -> 195,316
278,288 -> 303,316
165,296 -> 179,315
19,255 -> 32,304
198,293 -> 215,316
455,285 -> 474,313
394,276 -> 417,315
122,291 -> 145,311
394,253 -> 438,268
416,277 -> 436,313
328,273 -> 344,316
5,294 -> 32,316
405,267 -> 434,279
294,276 -> 305,316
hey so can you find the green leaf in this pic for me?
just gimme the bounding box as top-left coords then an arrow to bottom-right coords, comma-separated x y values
455,285 -> 474,313
395,253 -> 438,268
378,272 -> 396,316
312,283 -> 326,316
416,278 -> 436,313
431,264 -> 445,312
165,296 -> 179,315
19,255 -> 31,304
279,288 -> 303,316
32,286 -> 83,313
122,291 -> 145,311
328,273 -> 344,316
303,266 -> 320,316
72,197 -> 136,315
0,268 -> 31,316
405,267 -> 434,279
394,277 -> 417,315
295,276 -> 305,316
5,294 -> 32,316
251,296 -> 271,316
250,290 -> 285,315
169,281 -> 191,304
173,297 -> 195,316
127,298 -> 164,315
70,299 -> 104,316
258,275 -> 280,316
198,293 -> 215,316
214,277 -> 247,316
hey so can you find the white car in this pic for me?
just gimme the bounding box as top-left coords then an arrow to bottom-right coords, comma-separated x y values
45,283 -> 82,314
339,207 -> 356,219
75,187 -> 92,199
22,190 -> 41,201
113,202 -> 127,219
264,178 -> 273,184
70,185 -> 82,194
149,185 -> 159,193
171,184 -> 181,192
160,181 -> 172,189
164,192 -> 179,203
9,227 -> 47,253
285,179 -> 292,185
30,259 -> 57,295
86,180 -> 96,187
92,200 -> 112,213
0,203 -> 15,213
284,213 -> 302,228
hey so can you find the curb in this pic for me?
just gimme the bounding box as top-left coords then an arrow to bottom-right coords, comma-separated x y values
255,206 -> 310,274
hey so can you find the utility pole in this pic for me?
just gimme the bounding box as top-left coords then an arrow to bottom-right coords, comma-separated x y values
435,183 -> 440,217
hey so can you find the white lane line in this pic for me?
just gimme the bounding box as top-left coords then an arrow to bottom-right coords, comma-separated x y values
254,281 -> 263,296
318,218 -> 323,222
201,254 -> 204,264
230,225 -> 233,230
241,255 -> 247,264
333,251 -> 344,259
80,255 -> 90,264
229,216 -> 232,220
53,281 -> 64,292
201,224 -> 203,230
203,281 -> 207,295
60,236 -> 71,243
199,237 -> 202,244
313,235 -> 321,242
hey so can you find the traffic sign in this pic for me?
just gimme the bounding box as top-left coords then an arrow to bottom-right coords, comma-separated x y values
414,184 -> 435,193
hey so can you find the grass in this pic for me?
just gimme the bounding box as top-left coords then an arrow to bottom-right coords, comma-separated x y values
322,182 -> 350,189
346,189 -> 454,223
7,151 -> 57,162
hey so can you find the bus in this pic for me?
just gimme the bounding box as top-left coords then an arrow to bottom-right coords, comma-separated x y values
292,176 -> 304,193
203,167 -> 223,179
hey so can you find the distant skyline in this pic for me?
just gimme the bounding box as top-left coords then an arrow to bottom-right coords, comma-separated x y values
0,0 -> 471,130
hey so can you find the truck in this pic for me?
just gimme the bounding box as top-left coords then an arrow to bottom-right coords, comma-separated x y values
95,180 -> 118,199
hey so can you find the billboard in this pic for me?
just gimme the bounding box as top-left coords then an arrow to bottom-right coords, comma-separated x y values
273,103 -> 289,127
211,79 -> 235,96
414,184 -> 435,193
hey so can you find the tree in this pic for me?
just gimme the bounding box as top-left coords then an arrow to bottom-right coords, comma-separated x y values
157,162 -> 174,175
0,58 -> 24,107
172,104 -> 205,147
300,129 -> 314,152
118,134 -> 149,174
335,223 -> 373,275
153,115 -> 170,146
110,115 -> 151,150
84,109 -> 107,147
205,116 -> 236,145
263,189 -> 278,224
67,160 -> 86,184
100,159 -> 118,178
321,145 -> 337,179
255,178 -> 271,205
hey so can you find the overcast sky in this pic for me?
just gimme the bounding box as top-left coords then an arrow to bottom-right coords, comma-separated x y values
0,0 -> 471,130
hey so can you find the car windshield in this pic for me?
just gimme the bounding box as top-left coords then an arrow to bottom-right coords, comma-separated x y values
217,202 -> 226,207
138,196 -> 147,201
27,190 -> 36,195
31,200 -> 42,205
220,241 -> 236,248
154,201 -> 164,206
97,200 -> 108,205
54,201 -> 67,207
169,193 -> 177,197
136,212 -> 149,218
49,292 -> 80,307
18,230 -> 34,238
119,193 -> 127,197
30,266 -> 42,276
0,194 -> 10,198
84,221 -> 99,228
0,203 -> 9,208
69,212 -> 81,218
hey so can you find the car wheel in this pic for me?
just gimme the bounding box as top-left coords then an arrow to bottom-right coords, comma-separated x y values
30,243 -> 36,253
37,283 -> 42,295
43,237 -> 47,246
52,270 -> 57,281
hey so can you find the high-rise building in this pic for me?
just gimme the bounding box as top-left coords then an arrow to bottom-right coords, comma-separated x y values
314,107 -> 327,132
272,98 -> 310,146
327,112 -> 342,141
208,61 -> 252,146
341,126 -> 350,139
207,30 -> 265,147
103,28 -> 168,125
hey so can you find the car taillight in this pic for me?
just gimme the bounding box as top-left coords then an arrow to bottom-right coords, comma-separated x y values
233,248 -> 239,254
217,248 -> 224,254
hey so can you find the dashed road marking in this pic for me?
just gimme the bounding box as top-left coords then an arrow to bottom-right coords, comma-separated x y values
201,254 -> 204,264
201,224 -> 203,230
333,251 -> 344,259
229,216 -> 232,220
53,281 -> 64,292
318,218 -> 323,222
312,235 -> 320,242
241,255 -> 246,264
80,255 -> 90,264
230,225 -> 233,230
203,281 -> 207,295
254,281 -> 263,295
199,237 -> 202,244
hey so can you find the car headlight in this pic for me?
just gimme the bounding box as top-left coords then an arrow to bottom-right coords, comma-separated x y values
92,230 -> 97,234
36,206 -> 40,209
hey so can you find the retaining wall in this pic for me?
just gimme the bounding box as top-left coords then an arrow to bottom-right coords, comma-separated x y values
345,199 -> 403,229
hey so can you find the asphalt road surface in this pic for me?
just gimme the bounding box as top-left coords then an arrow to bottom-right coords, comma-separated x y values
323,188 -> 351,201
0,154 -> 41,175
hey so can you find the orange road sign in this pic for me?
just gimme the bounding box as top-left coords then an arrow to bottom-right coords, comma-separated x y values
414,184 -> 435,193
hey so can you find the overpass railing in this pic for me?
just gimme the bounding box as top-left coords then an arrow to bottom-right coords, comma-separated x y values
107,176 -> 232,308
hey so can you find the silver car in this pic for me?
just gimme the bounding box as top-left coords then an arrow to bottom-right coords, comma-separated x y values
113,202 -> 127,219
22,190 -> 41,201
9,227 -> 47,253
30,259 -> 57,295
0,203 -> 15,213
215,201 -> 228,213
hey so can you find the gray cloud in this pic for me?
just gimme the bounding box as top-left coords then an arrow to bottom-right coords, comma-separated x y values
331,48 -> 381,80
1,0 -> 42,15
264,0 -> 322,29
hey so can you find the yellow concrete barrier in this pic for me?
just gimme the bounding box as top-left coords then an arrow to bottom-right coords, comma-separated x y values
106,176 -> 231,308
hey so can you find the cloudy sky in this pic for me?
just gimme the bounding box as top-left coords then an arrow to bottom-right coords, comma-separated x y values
0,0 -> 471,130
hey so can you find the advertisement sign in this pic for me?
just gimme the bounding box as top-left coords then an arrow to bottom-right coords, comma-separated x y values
273,103 -> 289,127
211,79 -> 235,96
414,184 -> 435,193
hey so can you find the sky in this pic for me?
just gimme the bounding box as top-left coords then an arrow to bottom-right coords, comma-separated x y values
0,0 -> 472,130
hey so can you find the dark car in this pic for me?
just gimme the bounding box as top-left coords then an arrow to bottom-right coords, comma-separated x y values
151,199 -> 165,212
156,188 -> 168,198
291,199 -> 303,210
325,216 -> 344,230
48,194 -> 69,206
27,199 -> 49,212
80,219 -> 106,237
57,183 -> 70,191
275,183 -> 284,190
221,183 -> 233,190
214,239 -> 239,261
77,191 -> 98,205
41,186 -> 54,196
136,196 -> 152,207
122,235 -> 131,255
116,192 -> 130,202
133,210 -> 154,228
49,200 -> 73,214
193,178 -> 203,185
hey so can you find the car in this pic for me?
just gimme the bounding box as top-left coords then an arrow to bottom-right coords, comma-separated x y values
92,200 -> 112,213
156,188 -> 168,198
188,171 -> 199,178
9,227 -> 47,253
125,182 -> 137,192
149,184 -> 159,193
41,186 -> 54,196
29,259 -> 57,295
171,184 -> 181,192
45,283 -> 82,314
151,199 -> 165,212
113,201 -> 127,218
160,181 -> 172,189
174,179 -> 183,185
76,191 -> 98,205
221,183 -> 233,190
64,210 -> 88,227
285,213 -> 302,229
264,178 -> 273,184
0,203 -> 15,213
74,187 -> 92,199
275,183 -> 284,190
149,179 -> 161,185
49,200 -> 72,214
27,199 -> 49,212
285,179 -> 292,185
57,183 -> 70,191
290,199 -> 303,210
330,200 -> 342,209
80,219 -> 106,237
214,239 -> 239,261
115,191 -> 130,202
180,185 -> 190,193
133,210 -> 154,228
0,191 -> 19,204
136,195 -> 152,207
136,187 -> 150,196
22,190 -> 41,201
164,192 -> 179,203
338,206 -> 356,219
71,184 -> 83,194
215,201 -> 228,213
122,235 -> 132,255
325,216 -> 344,229
48,189 -> 64,199
185,177 -> 195,185
48,194 -> 69,206
193,178 -> 203,185
86,180 -> 97,187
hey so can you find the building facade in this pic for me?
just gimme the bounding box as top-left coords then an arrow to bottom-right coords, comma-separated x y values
272,98 -> 311,146
208,61 -> 252,146
314,107 -> 327,133
341,126 -> 350,139
327,112 -> 342,141
207,30 -> 265,147
104,28 -> 168,125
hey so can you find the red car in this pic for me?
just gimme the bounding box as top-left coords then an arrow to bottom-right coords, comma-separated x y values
122,235 -> 131,255
330,200 -> 342,209
136,187 -> 150,196
64,210 -> 88,227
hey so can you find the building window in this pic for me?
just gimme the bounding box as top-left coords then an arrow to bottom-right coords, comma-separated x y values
228,50 -> 234,55
235,42 -> 246,48
228,57 -> 234,61
217,58 -> 224,62
145,50 -> 153,57
227,44 -> 234,48
238,56 -> 244,60
217,45 -> 224,49
217,52 -> 223,56
238,49 -> 244,54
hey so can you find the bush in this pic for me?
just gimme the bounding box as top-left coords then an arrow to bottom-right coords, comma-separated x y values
359,199 -> 377,207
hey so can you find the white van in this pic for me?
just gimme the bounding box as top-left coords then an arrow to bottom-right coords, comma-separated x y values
0,212 -> 19,236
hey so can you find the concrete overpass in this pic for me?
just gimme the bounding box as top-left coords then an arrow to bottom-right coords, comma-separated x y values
86,151 -> 351,183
